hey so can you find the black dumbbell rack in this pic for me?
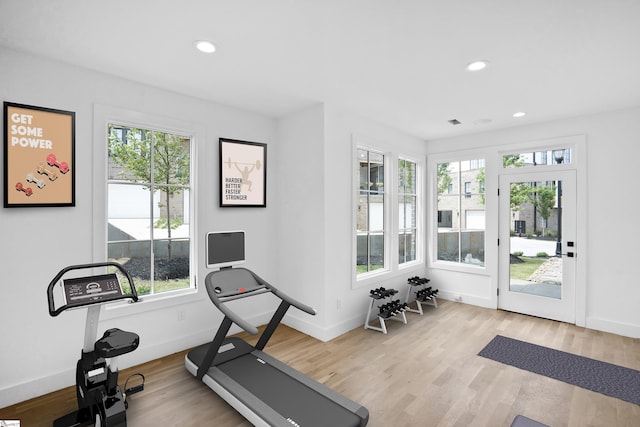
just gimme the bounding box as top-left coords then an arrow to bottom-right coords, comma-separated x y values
364,287 -> 407,334
404,276 -> 438,315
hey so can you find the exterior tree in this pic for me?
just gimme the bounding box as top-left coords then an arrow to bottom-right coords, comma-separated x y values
528,183 -> 556,236
501,154 -> 531,212
108,126 -> 190,260
477,167 -> 486,205
437,162 -> 451,198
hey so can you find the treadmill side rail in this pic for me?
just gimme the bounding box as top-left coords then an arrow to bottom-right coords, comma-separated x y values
189,267 -> 369,426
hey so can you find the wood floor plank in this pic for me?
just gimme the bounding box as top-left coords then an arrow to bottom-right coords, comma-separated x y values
1,301 -> 638,426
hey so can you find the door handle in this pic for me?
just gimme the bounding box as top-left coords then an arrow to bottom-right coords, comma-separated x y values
561,252 -> 575,257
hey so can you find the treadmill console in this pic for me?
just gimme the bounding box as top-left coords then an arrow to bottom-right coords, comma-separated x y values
63,273 -> 124,309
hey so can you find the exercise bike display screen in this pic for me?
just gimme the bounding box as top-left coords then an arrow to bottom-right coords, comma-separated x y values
62,273 -> 124,308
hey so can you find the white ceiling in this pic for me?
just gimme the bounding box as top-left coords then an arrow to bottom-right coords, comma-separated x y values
1,0 -> 639,140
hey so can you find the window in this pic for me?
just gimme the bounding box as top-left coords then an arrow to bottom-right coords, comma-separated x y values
398,158 -> 417,265
503,148 -> 571,168
436,159 -> 485,266
438,210 -> 453,228
107,124 -> 193,296
356,148 -> 385,274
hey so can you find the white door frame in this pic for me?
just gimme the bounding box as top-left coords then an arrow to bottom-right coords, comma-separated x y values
498,170 -> 577,323
494,135 -> 587,328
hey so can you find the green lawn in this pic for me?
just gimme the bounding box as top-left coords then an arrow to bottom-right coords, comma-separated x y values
510,256 -> 547,280
110,266 -> 190,296
126,278 -> 190,295
357,265 -> 384,275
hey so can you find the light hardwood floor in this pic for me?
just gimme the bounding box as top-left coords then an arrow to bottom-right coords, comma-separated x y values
2,301 -> 639,426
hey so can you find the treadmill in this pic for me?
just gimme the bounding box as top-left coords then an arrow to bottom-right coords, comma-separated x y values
185,267 -> 369,427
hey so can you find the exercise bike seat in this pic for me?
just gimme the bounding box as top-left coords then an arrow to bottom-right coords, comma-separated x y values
95,328 -> 140,358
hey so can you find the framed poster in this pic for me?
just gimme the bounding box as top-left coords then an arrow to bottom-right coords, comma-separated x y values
219,138 -> 266,207
4,102 -> 75,207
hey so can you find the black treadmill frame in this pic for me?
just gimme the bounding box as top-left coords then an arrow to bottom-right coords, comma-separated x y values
187,267 -> 369,427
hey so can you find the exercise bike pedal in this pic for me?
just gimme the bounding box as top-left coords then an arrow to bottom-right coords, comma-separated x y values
125,384 -> 144,396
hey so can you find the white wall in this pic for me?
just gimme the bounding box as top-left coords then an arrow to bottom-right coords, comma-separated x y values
274,104 -> 327,335
321,105 -> 429,340
0,47 -> 278,407
2,44 -> 638,409
425,107 -> 640,338
0,46 -> 429,408
274,104 -> 430,341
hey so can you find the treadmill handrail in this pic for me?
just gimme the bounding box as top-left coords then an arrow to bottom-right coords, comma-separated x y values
204,268 -> 316,335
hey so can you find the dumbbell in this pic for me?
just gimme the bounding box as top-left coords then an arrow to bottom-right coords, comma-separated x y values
26,173 -> 46,189
46,153 -> 70,174
224,157 -> 261,170
370,288 -> 384,298
381,303 -> 401,317
15,182 -> 33,196
379,310 -> 393,319
37,163 -> 58,181
388,302 -> 399,315
378,304 -> 391,318
393,303 -> 407,314
416,289 -> 432,301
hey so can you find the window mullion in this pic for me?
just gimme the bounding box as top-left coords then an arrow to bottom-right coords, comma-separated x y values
457,164 -> 462,263
149,130 -> 155,295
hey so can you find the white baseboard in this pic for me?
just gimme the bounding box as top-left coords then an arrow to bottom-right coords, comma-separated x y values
0,312 -> 273,409
321,314 -> 365,342
283,311 -> 363,342
586,316 -> 640,339
5,305 -> 637,409
0,368 -> 74,410
0,327 -> 215,409
437,291 -> 494,309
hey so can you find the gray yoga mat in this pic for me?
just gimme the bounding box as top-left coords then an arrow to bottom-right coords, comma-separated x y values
478,335 -> 640,405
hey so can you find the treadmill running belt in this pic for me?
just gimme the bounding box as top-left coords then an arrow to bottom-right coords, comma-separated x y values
218,353 -> 362,427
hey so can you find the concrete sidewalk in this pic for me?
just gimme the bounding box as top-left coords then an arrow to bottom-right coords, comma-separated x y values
510,236 -> 557,257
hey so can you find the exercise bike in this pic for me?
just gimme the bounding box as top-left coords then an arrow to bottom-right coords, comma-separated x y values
47,262 -> 142,427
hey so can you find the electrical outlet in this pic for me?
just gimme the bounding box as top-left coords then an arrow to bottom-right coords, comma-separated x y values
336,299 -> 342,309
177,309 -> 186,321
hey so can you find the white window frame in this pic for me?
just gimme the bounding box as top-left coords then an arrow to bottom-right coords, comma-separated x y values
397,155 -> 422,270
354,143 -> 390,280
353,135 -> 425,288
93,105 -> 200,316
428,151 -> 488,273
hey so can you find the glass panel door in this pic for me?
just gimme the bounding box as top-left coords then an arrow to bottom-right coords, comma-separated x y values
499,170 -> 576,323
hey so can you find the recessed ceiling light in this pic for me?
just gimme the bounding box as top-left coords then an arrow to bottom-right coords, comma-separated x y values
513,112 -> 526,118
465,60 -> 489,71
195,40 -> 216,53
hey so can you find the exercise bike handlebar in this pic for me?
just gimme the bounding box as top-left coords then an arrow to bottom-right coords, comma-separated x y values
47,261 -> 139,317
205,268 -> 316,335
